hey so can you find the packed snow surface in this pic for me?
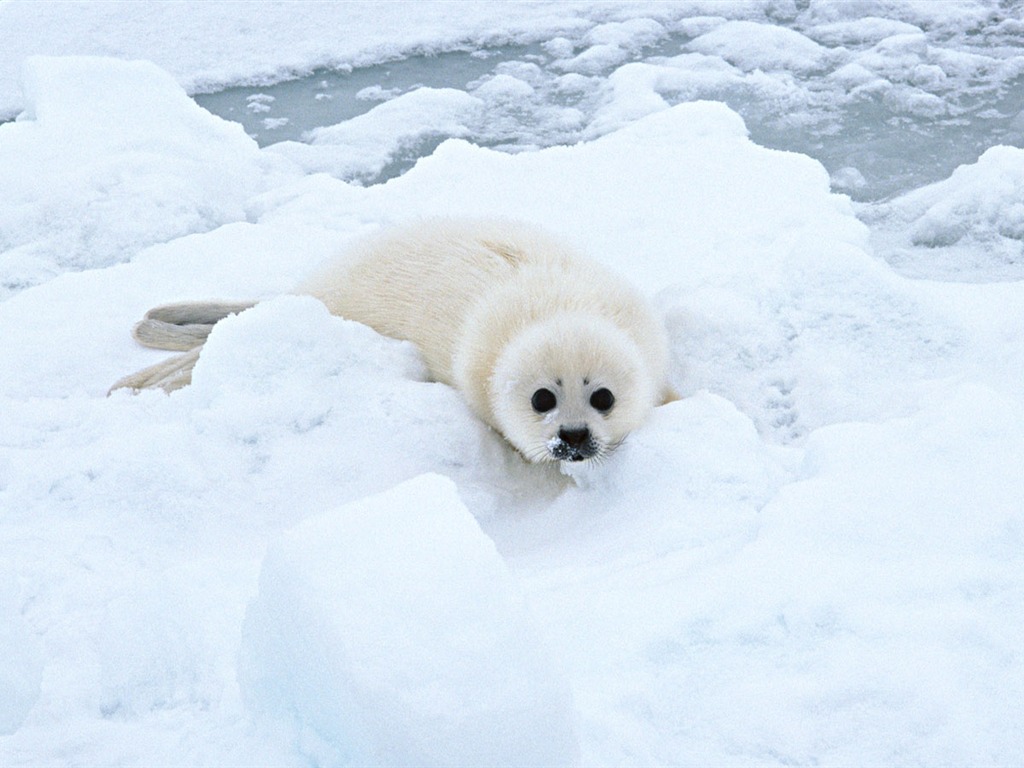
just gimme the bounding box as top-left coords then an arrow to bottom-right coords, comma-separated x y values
239,473 -> 578,767
1,2 -> 1023,767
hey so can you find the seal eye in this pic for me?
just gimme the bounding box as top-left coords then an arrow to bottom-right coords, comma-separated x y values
590,388 -> 615,412
531,388 -> 557,413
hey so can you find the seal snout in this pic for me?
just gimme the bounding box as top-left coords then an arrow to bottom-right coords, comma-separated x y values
552,426 -> 598,462
559,426 -> 590,447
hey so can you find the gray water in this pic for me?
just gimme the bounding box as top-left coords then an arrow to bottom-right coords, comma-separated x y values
194,28 -> 1024,203
195,47 -> 535,146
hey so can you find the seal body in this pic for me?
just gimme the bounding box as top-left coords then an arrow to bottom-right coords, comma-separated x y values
114,218 -> 676,464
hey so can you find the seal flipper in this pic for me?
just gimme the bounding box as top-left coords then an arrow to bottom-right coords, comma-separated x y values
108,347 -> 201,394
132,301 -> 257,351
143,300 -> 257,327
112,300 -> 256,394
132,319 -> 217,351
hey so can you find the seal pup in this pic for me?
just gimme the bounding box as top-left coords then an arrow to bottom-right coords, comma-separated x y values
112,218 -> 677,464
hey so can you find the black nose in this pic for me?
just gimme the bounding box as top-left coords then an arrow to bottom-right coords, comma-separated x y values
558,427 -> 590,447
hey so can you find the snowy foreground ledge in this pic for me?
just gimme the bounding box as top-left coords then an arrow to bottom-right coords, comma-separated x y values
1,55 -> 1023,766
239,473 -> 578,767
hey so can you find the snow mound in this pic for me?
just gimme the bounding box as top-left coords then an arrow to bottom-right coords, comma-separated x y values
868,145 -> 1024,281
560,393 -> 785,540
0,56 -> 295,297
807,17 -> 924,46
268,87 -> 482,182
587,55 -> 744,136
238,473 -> 578,767
575,381 -> 1024,766
190,295 -> 428,397
554,18 -> 667,75
895,145 -> 1024,247
687,21 -> 829,73
718,383 -> 1024,764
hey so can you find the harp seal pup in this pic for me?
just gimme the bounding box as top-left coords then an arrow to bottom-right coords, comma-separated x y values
112,218 -> 677,464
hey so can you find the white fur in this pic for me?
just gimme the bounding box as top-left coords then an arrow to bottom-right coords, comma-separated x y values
115,218 -> 676,463
299,218 -> 675,463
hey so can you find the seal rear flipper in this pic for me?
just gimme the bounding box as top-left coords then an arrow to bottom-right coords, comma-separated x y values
128,300 -> 258,351
108,347 -> 202,395
132,319 -> 216,351
143,300 -> 257,326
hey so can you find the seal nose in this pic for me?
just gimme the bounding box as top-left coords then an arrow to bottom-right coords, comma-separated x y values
558,426 -> 590,447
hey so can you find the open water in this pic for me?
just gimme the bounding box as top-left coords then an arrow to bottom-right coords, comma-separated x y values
194,20 -> 1024,203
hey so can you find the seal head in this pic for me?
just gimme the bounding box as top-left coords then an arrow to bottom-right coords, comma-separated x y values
488,313 -> 656,464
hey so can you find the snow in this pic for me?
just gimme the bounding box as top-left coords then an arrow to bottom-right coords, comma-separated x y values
1,2 -> 1023,767
868,144 -> 1024,281
807,17 -> 925,46
0,56 -> 294,298
686,21 -> 831,73
267,87 -> 482,182
885,144 -> 1024,247
554,19 -> 668,75
0,1 -> 578,120
0,585 -> 42,736
238,473 -> 577,767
